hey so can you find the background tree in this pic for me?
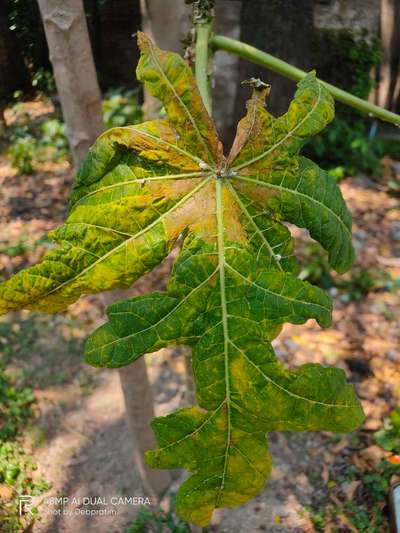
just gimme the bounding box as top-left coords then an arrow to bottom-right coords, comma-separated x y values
378,0 -> 400,112
37,0 -> 104,168
232,0 -> 314,143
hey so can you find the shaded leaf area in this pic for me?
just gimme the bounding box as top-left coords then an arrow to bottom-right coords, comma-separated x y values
87,233 -> 362,525
0,33 -> 362,525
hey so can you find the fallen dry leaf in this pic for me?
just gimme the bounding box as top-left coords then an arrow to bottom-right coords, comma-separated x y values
0,484 -> 13,500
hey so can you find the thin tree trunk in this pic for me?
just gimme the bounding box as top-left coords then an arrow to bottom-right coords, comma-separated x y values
118,354 -> 172,499
140,0 -> 191,118
213,0 -> 242,147
37,0 -> 104,168
378,0 -> 400,112
102,289 -> 171,498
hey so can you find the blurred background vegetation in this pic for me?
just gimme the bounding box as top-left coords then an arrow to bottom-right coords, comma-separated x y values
1,0 -> 399,178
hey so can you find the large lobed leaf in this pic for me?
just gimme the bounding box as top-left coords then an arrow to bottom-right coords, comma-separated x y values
0,33 -> 363,525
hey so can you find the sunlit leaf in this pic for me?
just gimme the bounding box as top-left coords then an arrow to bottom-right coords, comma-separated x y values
0,33 -> 363,526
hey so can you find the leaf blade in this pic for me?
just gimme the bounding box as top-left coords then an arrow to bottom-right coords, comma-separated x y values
137,32 -> 222,167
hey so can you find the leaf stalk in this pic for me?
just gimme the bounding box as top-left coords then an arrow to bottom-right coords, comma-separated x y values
211,35 -> 400,127
194,4 -> 213,115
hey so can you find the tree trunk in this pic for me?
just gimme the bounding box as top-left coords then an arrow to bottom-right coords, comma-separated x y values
378,0 -> 400,112
102,290 -> 171,498
37,0 -> 104,168
213,0 -> 242,147
233,0 -> 314,131
140,0 -> 191,118
140,0 -> 191,52
119,362 -> 171,499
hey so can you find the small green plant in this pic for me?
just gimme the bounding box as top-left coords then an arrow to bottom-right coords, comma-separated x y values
0,364 -> 50,532
38,117 -> 68,160
0,237 -> 30,258
308,458 -> 400,532
31,68 -> 56,95
375,408 -> 400,453
298,242 -> 334,289
5,110 -> 69,173
0,442 -> 50,533
128,503 -> 192,533
102,88 -> 143,128
338,268 -> 390,302
7,135 -> 37,174
0,365 -> 35,440
305,116 -> 388,178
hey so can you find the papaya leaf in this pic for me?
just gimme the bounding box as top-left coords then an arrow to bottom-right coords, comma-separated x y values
0,33 -> 364,525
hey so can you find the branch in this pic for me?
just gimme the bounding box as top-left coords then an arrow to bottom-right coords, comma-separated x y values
211,35 -> 400,127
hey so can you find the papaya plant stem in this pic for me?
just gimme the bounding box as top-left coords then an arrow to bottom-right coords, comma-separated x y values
195,20 -> 213,115
211,35 -> 400,127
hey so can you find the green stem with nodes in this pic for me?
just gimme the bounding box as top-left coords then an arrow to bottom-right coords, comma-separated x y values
195,23 -> 212,114
192,0 -> 214,115
211,35 -> 400,127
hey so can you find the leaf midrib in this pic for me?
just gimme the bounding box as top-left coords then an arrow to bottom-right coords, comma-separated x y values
146,40 -> 216,166
73,172 -> 207,207
227,182 -> 283,271
225,263 -> 330,314
233,174 -> 352,239
32,177 -> 212,303
231,82 -> 322,172
215,179 -> 232,506
229,338 -> 359,409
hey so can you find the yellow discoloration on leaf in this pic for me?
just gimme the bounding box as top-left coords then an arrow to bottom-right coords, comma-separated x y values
234,179 -> 281,204
0,35 -> 362,527
230,356 -> 251,395
137,32 -> 222,167
220,185 -> 248,243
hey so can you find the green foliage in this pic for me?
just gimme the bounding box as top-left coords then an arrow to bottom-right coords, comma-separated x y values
102,88 -> 143,128
375,408 -> 400,453
308,458 -> 399,533
7,135 -> 36,174
39,118 -> 69,160
6,0 -> 52,96
299,244 -> 391,301
0,34 -> 364,525
0,364 -> 50,532
0,365 -> 34,440
5,108 -> 69,174
128,503 -> 192,533
338,268 -> 388,302
31,68 -> 56,95
306,29 -> 397,177
305,116 -> 389,178
0,442 -> 50,533
313,29 -> 382,100
5,88 -> 142,175
298,242 -> 334,290
0,237 -> 30,258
